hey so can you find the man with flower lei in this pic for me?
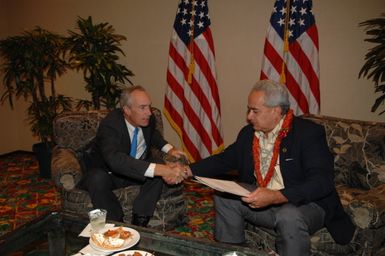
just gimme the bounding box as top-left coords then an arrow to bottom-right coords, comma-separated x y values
186,80 -> 355,256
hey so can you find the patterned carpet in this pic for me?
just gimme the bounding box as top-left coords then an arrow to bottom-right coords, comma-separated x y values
0,152 -> 215,240
169,179 -> 215,240
0,152 -> 62,237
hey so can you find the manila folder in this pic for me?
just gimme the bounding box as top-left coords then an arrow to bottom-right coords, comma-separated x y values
194,176 -> 256,197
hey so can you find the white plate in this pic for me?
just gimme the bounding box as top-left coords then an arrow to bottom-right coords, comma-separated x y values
89,226 -> 140,253
112,250 -> 154,256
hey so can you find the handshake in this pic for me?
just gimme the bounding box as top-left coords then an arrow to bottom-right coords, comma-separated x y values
158,149 -> 192,185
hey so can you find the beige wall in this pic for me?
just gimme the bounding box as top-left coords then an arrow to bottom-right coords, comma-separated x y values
0,0 -> 384,154
0,1 -> 34,153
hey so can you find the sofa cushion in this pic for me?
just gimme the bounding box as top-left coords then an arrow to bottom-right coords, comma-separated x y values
302,115 -> 385,189
309,227 -> 359,255
245,224 -> 360,255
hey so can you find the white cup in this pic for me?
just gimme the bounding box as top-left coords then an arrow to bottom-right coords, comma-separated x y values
88,209 -> 107,233
222,252 -> 247,256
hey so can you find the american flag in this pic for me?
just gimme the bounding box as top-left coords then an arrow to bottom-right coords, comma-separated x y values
260,0 -> 320,115
164,0 -> 224,162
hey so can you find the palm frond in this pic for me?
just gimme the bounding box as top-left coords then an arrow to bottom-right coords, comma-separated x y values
359,13 -> 385,114
66,16 -> 134,110
0,27 -> 72,142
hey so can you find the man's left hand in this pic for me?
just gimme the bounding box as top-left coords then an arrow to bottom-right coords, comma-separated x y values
241,187 -> 288,209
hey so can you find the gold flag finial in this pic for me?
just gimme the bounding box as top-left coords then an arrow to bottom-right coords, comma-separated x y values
280,0 -> 291,84
187,0 -> 196,84
187,55 -> 195,84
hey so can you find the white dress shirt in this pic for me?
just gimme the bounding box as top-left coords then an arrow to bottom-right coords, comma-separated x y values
254,117 -> 285,190
125,119 -> 173,177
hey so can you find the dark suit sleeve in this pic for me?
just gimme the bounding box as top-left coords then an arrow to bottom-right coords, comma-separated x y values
280,121 -> 336,205
190,125 -> 254,178
96,113 -> 167,181
190,143 -> 238,177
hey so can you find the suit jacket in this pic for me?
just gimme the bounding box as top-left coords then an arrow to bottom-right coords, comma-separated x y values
87,108 -> 168,182
190,116 -> 355,244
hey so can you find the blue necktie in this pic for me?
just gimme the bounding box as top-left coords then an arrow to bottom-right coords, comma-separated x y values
130,127 -> 139,158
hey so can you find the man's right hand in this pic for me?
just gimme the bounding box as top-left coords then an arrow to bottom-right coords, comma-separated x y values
154,163 -> 188,185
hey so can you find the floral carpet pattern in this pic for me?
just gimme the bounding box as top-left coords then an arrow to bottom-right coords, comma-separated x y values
0,152 -> 215,240
0,152 -> 62,237
168,179 -> 215,240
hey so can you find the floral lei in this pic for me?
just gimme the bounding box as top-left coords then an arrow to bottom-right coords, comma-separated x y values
252,109 -> 293,187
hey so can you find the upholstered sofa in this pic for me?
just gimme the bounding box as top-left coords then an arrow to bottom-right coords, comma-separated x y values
50,108 -> 187,231
245,114 -> 385,256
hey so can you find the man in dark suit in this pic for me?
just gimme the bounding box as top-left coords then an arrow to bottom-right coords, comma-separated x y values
187,80 -> 355,255
83,85 -> 187,227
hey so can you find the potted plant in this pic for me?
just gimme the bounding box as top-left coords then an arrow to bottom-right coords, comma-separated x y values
359,13 -> 385,114
66,16 -> 134,110
0,27 -> 72,178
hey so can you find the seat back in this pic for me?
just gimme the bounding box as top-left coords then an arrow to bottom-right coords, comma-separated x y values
302,114 -> 385,189
53,107 -> 164,151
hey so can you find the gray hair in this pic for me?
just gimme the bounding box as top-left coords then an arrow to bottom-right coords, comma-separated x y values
119,85 -> 146,108
251,80 -> 290,114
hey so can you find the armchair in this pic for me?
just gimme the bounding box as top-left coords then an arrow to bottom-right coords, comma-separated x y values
50,108 -> 187,231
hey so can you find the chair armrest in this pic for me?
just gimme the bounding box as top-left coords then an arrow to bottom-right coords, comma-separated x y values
51,147 -> 82,191
345,183 -> 385,229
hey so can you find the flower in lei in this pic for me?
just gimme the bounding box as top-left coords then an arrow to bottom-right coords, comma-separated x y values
252,109 -> 294,187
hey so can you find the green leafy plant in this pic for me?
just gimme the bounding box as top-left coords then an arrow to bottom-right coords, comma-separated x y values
359,13 -> 385,114
66,16 -> 134,110
0,27 -> 72,143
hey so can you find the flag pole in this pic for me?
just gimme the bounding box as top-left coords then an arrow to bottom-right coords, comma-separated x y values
280,0 -> 292,84
187,0 -> 196,84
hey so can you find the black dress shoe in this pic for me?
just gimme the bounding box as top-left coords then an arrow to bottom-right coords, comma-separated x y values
131,214 -> 150,227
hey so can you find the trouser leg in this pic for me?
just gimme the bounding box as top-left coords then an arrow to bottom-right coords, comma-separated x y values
214,194 -> 246,243
132,176 -> 164,216
273,203 -> 325,256
83,168 -> 123,221
214,194 -> 276,244
215,194 -> 325,256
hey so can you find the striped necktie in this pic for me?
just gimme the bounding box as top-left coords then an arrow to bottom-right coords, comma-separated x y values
130,127 -> 139,158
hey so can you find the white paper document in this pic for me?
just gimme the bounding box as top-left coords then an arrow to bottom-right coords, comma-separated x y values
194,176 -> 256,197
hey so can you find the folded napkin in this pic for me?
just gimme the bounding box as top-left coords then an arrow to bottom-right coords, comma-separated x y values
79,223 -> 115,237
78,244 -> 108,255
